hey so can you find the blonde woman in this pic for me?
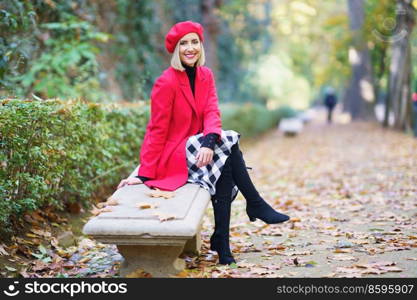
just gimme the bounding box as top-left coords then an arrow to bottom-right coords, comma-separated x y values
118,21 -> 290,265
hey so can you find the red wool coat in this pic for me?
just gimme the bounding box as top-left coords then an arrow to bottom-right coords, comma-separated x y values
138,66 -> 222,191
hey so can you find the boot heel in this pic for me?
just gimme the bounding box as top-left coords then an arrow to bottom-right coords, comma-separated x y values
246,209 -> 256,222
246,200 -> 290,224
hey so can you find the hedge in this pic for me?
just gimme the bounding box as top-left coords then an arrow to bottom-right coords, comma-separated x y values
0,99 -> 294,235
0,99 -> 148,235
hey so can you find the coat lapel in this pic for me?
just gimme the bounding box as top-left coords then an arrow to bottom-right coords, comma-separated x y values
194,67 -> 207,113
175,67 -> 206,118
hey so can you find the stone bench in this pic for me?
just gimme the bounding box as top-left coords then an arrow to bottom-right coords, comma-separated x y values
82,165 -> 211,277
298,108 -> 315,124
278,117 -> 304,136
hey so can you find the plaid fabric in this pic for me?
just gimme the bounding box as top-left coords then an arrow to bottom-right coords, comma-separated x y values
186,129 -> 241,201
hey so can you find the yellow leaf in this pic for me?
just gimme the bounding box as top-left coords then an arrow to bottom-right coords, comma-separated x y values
146,189 -> 175,199
96,202 -> 106,209
334,248 -> 352,253
79,257 -> 91,264
100,206 -> 113,213
135,202 -> 158,209
106,197 -> 119,206
126,268 -> 152,278
30,229 -> 51,238
153,212 -> 176,222
172,270 -> 189,278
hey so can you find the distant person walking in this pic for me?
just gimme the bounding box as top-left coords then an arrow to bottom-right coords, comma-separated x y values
323,87 -> 337,123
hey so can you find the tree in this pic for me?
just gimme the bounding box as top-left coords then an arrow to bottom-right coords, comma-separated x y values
384,0 -> 416,130
201,0 -> 223,73
345,0 -> 375,120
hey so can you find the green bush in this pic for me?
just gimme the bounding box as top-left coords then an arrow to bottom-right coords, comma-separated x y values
0,99 -> 148,235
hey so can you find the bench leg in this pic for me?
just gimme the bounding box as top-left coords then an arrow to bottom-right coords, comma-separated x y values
182,224 -> 202,256
117,244 -> 185,278
182,233 -> 201,256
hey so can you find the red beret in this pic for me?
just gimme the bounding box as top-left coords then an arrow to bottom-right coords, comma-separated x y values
165,21 -> 204,53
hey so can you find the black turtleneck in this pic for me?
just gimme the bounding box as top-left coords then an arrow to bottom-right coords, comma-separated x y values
182,62 -> 197,96
136,62 -> 220,182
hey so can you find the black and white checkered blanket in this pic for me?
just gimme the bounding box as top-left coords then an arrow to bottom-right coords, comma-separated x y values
186,129 -> 241,202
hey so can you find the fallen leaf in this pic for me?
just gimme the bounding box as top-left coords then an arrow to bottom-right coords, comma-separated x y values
146,188 -> 175,199
30,229 -> 51,238
334,248 -> 352,253
106,197 -> 119,206
285,250 -> 312,256
335,267 -> 363,276
78,238 -> 96,249
135,202 -> 159,209
96,202 -> 106,209
267,244 -> 286,250
153,212 -> 176,222
90,206 -> 102,216
360,268 -> 386,275
328,254 -> 358,261
236,261 -> 256,268
100,206 -> 113,213
78,256 -> 91,264
31,260 -> 48,272
0,244 -> 9,256
62,261 -> 75,269
406,257 -> 417,261
126,268 -> 152,278
172,270 -> 189,278
5,265 -> 17,272
249,267 -> 272,275
355,261 -> 396,269
379,266 -> 403,272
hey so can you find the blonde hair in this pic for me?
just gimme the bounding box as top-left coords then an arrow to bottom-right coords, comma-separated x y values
171,41 -> 206,71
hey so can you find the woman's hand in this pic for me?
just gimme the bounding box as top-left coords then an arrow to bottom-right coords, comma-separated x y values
196,147 -> 214,168
117,177 -> 144,189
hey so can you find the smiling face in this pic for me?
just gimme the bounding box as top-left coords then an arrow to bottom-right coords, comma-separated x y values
178,32 -> 201,67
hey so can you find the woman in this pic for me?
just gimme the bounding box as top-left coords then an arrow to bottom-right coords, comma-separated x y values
117,21 -> 290,265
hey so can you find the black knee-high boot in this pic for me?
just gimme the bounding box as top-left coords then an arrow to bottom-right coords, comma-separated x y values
210,156 -> 236,265
230,143 -> 290,224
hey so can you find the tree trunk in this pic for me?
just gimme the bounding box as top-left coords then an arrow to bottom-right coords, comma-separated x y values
94,1 -> 125,100
201,0 -> 222,73
383,71 -> 392,127
386,0 -> 415,130
346,0 -> 375,120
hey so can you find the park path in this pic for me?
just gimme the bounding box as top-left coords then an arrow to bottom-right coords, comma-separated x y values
192,107 -> 417,277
